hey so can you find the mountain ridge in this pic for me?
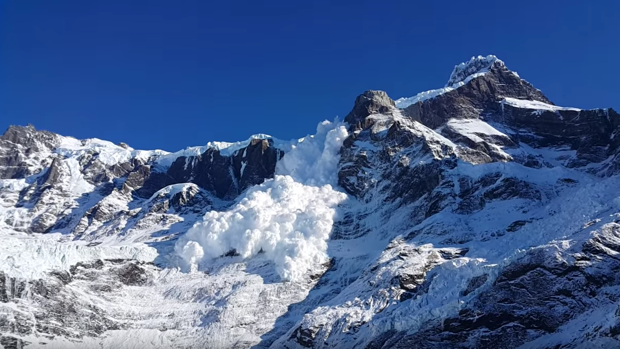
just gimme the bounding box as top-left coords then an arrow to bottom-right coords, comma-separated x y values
1,55 -> 620,349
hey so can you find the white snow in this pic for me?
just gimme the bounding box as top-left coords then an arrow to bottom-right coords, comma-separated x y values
0,178 -> 30,191
64,158 -> 95,195
395,87 -> 451,109
395,55 -> 503,109
502,97 -> 581,112
367,110 -> 458,159
175,120 -> 349,281
0,230 -> 158,280
2,56 -> 619,348
394,72 -> 487,109
56,136 -> 166,166
148,183 -> 198,201
444,118 -> 510,143
276,120 -> 348,186
445,54 -> 501,87
155,134 -> 292,168
240,161 -> 247,176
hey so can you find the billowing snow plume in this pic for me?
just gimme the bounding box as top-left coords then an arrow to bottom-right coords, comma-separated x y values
276,120 -> 346,185
175,120 -> 349,281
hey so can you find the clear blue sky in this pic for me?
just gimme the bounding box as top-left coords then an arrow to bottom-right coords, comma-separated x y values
1,0 -> 618,151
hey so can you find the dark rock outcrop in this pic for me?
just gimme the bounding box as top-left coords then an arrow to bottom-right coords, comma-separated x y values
2,55 -> 620,349
344,90 -> 396,130
383,224 -> 620,349
0,125 -> 285,235
402,60 -> 550,129
166,138 -> 283,200
0,125 -> 59,179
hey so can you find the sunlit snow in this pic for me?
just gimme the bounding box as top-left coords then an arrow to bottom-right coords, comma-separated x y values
395,55 -> 504,109
502,97 -> 581,112
175,120 -> 349,281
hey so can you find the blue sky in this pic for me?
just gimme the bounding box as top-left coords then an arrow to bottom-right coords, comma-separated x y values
1,0 -> 618,151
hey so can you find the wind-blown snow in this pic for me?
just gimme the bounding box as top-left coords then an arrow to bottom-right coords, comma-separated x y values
276,120 -> 347,186
175,120 -> 349,281
502,97 -> 581,112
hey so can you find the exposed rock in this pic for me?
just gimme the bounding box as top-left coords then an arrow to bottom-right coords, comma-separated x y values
0,125 -> 284,237
402,60 -> 550,129
344,90 -> 396,130
1,55 -> 620,349
166,138 -> 282,199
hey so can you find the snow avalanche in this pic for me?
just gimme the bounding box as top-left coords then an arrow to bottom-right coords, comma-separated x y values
175,120 -> 349,281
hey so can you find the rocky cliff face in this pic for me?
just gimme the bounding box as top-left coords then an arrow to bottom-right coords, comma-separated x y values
1,55 -> 620,349
165,138 -> 283,199
279,56 -> 620,349
0,126 -> 283,236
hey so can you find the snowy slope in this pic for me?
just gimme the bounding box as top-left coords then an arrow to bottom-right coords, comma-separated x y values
1,55 -> 620,349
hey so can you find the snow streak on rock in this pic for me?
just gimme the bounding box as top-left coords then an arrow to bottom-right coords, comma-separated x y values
175,121 -> 349,281
394,55 -> 510,109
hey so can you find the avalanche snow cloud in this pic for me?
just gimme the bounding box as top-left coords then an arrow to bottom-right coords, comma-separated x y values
175,120 -> 349,281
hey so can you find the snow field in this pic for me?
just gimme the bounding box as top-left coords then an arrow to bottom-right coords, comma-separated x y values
0,230 -> 158,280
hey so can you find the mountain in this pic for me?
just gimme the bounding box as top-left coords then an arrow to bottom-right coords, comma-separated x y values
1,55 -> 620,349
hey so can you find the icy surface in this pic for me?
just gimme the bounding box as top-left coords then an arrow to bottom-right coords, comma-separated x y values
175,121 -> 349,281
0,230 -> 157,280
148,183 -> 198,201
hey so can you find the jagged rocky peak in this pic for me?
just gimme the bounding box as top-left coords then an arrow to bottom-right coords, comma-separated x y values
442,54 -> 550,103
1,124 -> 61,150
397,55 -> 556,129
445,54 -> 504,87
0,125 -> 61,179
344,56 -> 555,134
344,90 -> 396,129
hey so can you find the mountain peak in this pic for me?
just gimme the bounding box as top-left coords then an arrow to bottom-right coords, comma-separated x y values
445,55 -> 504,87
344,90 -> 395,127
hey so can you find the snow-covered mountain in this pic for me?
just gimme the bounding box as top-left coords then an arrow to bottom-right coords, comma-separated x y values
1,55 -> 620,349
